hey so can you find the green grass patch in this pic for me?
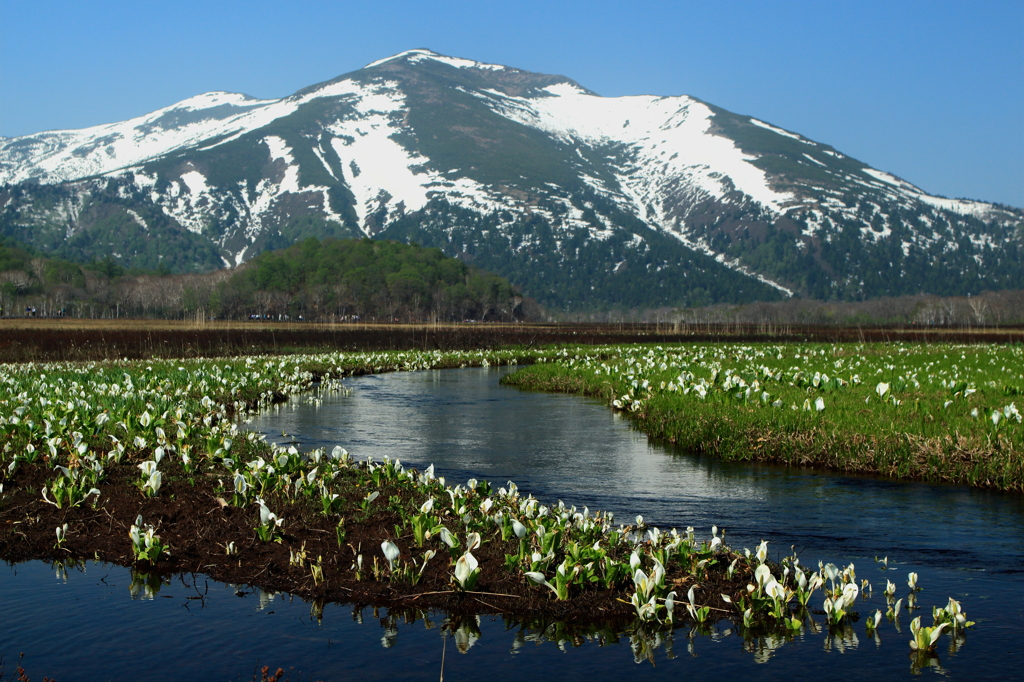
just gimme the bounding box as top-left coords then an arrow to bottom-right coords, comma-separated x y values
501,342 -> 1024,491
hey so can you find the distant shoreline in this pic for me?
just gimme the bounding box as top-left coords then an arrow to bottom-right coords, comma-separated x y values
1,319 -> 1022,363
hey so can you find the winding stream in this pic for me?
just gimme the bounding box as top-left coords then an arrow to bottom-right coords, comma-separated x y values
2,366 -> 1022,679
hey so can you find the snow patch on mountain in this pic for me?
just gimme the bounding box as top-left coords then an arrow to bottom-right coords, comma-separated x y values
179,170 -> 210,196
0,77 -> 398,188
537,82 -> 590,98
309,78 -> 511,231
424,176 -> 508,215
861,168 -> 918,192
125,208 -> 147,230
476,84 -> 794,213
856,167 -> 996,219
162,171 -> 213,235
749,118 -> 804,142
263,136 -> 301,194
915,194 -> 996,218
325,93 -> 431,228
170,92 -> 260,113
673,229 -> 795,296
311,145 -> 337,180
365,49 -> 507,72
0,92 -> 296,185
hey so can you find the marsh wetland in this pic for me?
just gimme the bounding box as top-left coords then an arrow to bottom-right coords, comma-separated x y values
1,344 -> 1022,679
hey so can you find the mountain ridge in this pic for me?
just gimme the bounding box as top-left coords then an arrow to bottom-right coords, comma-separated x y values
1,49 -> 1020,309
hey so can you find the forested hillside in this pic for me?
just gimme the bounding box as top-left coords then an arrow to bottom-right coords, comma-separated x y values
0,238 -> 131,317
222,238 -> 525,321
0,237 -> 528,321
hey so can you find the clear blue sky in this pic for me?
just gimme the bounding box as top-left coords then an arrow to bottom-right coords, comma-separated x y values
2,0 -> 1022,206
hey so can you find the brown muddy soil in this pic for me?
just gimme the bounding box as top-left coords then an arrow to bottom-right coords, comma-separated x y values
0,457 -> 744,626
2,319 -> 1021,363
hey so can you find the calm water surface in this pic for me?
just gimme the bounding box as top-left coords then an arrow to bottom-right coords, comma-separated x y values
2,367 -> 1022,680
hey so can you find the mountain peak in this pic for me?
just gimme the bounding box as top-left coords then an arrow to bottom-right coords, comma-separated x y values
363,48 -> 508,72
1,50 -> 1020,309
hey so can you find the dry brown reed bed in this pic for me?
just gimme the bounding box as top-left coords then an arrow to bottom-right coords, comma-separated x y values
2,319 -> 1022,363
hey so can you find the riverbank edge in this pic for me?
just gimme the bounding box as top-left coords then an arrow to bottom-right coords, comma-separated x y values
0,350 -> 752,631
499,364 -> 1024,493
0,435 -> 751,631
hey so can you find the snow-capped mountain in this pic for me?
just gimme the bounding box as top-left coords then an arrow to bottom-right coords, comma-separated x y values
1,49 -> 1021,309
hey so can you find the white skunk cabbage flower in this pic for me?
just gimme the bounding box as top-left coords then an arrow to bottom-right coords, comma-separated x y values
754,563 -> 773,589
381,541 -> 400,572
438,527 -> 458,549
454,552 -> 480,590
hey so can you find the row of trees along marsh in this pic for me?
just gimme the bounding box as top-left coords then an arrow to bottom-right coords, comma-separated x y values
0,237 -> 533,321
557,290 -> 1024,327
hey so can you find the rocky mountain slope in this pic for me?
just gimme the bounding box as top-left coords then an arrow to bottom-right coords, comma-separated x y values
2,48 -> 1021,310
